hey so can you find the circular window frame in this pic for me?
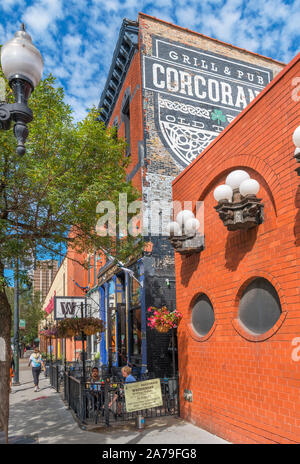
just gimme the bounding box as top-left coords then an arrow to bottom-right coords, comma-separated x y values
187,292 -> 217,342
232,274 -> 287,342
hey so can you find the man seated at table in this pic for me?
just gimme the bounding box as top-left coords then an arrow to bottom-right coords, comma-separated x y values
88,366 -> 102,392
86,367 -> 103,415
89,366 -> 100,383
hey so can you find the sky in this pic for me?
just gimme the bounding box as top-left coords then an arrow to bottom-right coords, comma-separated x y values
0,0 -> 300,123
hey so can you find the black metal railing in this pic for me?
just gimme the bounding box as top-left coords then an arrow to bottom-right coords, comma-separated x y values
49,362 -> 180,427
49,364 -> 59,392
62,371 -> 179,427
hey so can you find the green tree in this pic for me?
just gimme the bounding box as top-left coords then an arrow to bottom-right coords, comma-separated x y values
0,71 -> 141,440
6,287 -> 44,345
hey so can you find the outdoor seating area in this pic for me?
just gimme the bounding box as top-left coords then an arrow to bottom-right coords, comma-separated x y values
48,362 -> 179,427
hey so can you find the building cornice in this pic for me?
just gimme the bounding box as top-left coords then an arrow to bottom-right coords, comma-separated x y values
98,18 -> 139,125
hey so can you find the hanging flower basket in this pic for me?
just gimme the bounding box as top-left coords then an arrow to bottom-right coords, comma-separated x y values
40,328 -> 58,338
57,317 -> 104,338
65,328 -> 76,338
147,306 -> 183,333
155,324 -> 171,333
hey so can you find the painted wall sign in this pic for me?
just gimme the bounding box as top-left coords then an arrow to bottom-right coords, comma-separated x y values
143,37 -> 273,167
124,378 -> 163,412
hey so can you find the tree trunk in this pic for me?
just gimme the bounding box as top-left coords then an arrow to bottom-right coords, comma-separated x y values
0,263 -> 11,444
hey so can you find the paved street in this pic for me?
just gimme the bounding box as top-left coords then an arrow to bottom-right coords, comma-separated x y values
3,357 -> 229,444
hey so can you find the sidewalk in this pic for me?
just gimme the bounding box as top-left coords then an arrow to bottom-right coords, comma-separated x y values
4,358 -> 230,444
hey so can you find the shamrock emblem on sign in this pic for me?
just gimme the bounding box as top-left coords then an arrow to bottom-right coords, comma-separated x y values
211,109 -> 226,125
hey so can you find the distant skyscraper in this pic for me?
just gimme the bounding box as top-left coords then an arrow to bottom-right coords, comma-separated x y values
33,260 -> 58,301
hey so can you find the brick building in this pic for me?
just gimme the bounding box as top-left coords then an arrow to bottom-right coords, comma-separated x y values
171,51 -> 300,443
94,13 -> 284,377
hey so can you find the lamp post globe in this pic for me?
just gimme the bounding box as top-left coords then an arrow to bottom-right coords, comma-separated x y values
225,170 -> 250,190
239,178 -> 260,197
0,24 -> 43,155
176,210 -> 194,228
1,24 -> 43,90
167,221 -> 181,236
214,184 -> 233,202
292,126 -> 300,148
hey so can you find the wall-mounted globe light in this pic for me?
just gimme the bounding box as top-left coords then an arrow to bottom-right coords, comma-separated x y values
167,221 -> 181,236
176,210 -> 195,228
214,169 -> 263,231
213,184 -> 233,202
185,217 -> 200,235
292,125 -> 300,175
225,170 -> 250,190
239,178 -> 260,196
167,209 -> 204,254
0,24 -> 43,155
293,126 -> 300,147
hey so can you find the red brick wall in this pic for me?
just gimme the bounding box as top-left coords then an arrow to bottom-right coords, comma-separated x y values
109,51 -> 144,192
173,53 -> 300,444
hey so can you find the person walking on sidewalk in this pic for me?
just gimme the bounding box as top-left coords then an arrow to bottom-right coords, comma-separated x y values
28,347 -> 45,392
10,350 -> 15,392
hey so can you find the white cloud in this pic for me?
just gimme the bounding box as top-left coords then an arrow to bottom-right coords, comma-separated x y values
22,0 -> 63,35
1,0 -> 299,122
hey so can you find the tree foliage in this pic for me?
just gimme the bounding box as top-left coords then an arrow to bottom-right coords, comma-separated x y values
0,69 -> 142,440
6,287 -> 44,344
0,72 -> 141,270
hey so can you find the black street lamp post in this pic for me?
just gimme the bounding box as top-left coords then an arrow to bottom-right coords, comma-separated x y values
13,258 -> 20,385
0,24 -> 43,382
0,24 -> 43,155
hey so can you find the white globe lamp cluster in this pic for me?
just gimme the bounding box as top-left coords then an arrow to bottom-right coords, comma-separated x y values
168,210 -> 200,237
293,126 -> 300,156
213,170 -> 260,203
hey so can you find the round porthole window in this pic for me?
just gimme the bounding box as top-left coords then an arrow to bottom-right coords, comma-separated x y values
239,278 -> 281,334
191,294 -> 215,337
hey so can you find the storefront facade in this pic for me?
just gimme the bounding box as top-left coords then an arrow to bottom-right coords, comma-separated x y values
95,13 -> 284,378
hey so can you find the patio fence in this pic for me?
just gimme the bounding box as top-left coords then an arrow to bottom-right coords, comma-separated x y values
49,362 -> 179,427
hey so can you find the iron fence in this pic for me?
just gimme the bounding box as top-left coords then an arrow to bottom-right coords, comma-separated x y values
62,371 -> 179,426
50,363 -> 180,427
49,364 -> 60,392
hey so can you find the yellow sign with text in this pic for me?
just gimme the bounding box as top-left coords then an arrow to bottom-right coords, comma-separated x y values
124,378 -> 163,413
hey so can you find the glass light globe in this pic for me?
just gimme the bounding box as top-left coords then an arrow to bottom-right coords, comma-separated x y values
239,178 -> 260,196
185,218 -> 200,235
1,25 -> 43,88
213,184 -> 233,202
167,221 -> 181,236
295,147 -> 300,156
293,126 -> 300,148
225,170 -> 250,189
176,210 -> 194,227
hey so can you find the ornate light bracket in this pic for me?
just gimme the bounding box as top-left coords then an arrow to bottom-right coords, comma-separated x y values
0,78 -> 34,155
215,189 -> 264,231
168,232 -> 205,255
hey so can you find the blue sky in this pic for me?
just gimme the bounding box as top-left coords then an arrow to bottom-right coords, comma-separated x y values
1,0 -> 300,123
